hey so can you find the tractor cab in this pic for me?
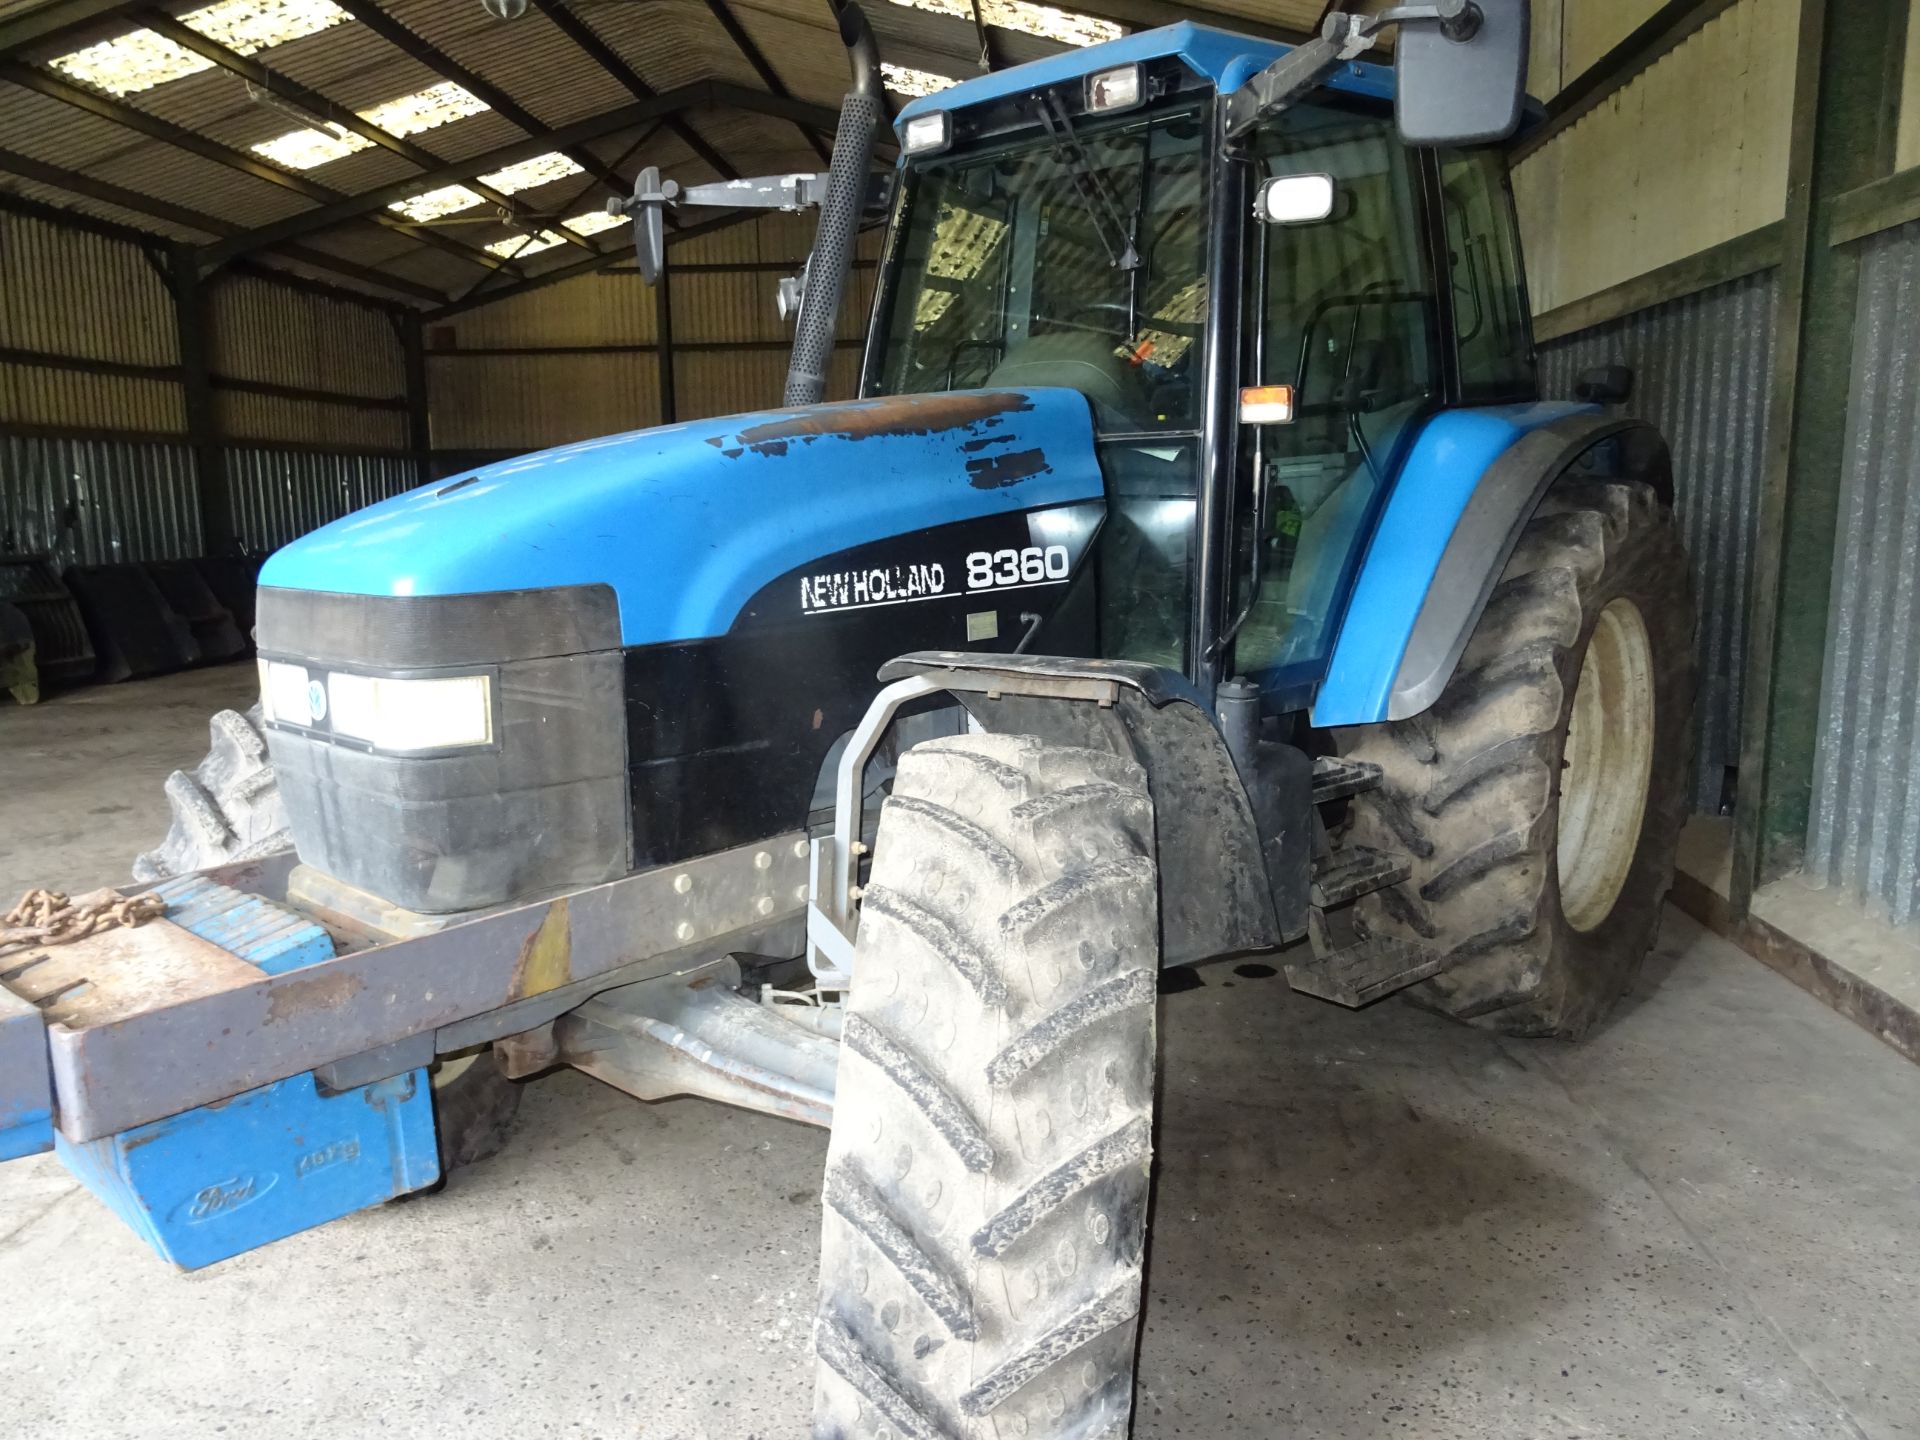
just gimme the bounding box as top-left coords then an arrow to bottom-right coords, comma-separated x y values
858,21 -> 1538,708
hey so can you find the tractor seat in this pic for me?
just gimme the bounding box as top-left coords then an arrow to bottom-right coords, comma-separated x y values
986,332 -> 1147,430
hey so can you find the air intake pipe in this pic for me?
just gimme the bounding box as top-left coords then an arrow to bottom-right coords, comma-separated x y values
784,1 -> 881,407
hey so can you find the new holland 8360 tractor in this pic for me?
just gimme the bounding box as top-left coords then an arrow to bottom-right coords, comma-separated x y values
3,2 -> 1693,1433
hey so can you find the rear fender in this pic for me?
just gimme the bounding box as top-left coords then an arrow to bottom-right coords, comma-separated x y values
866,653 -> 1279,968
1315,415 -> 1673,726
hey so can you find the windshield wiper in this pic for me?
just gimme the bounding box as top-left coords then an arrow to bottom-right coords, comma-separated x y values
1037,94 -> 1140,272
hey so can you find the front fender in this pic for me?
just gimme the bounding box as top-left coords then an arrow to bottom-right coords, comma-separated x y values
876,652 -> 1281,967
1313,405 -> 1672,725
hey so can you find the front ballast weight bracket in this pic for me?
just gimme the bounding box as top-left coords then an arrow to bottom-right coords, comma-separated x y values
806,652 -> 1284,987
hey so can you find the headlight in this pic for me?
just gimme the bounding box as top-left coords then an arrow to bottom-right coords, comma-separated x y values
901,111 -> 950,155
260,660 -> 493,753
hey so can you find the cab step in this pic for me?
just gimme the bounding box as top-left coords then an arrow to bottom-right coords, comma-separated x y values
1310,755 -> 1382,805
1310,844 -> 1410,907
1284,936 -> 1443,1008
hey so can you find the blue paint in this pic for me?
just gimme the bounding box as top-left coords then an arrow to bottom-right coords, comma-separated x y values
260,389 -> 1106,648
0,1105 -> 50,1162
55,877 -> 438,1270
0,987 -> 51,1160
1312,402 -> 1596,727
893,21 -> 1395,133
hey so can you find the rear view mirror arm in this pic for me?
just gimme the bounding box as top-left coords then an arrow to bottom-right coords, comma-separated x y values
1222,1 -> 1479,144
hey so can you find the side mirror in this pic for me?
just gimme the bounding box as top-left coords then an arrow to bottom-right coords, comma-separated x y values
1255,173 -> 1335,226
1396,0 -> 1529,146
610,165 -> 673,285
1574,363 -> 1634,405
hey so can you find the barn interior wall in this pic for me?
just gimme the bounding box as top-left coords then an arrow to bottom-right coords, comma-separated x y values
1902,11 -> 1920,170
425,212 -> 880,465
1512,0 -> 1797,319
0,203 -> 418,563
1523,0 -> 1920,931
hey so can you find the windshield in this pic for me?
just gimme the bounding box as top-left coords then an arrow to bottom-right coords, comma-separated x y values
867,103 -> 1210,434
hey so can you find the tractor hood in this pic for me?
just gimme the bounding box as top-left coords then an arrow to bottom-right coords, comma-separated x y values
259,388 -> 1106,648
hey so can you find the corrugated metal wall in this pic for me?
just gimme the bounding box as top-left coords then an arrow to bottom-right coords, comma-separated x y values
1,204 -> 418,565
1512,0 -> 1796,316
1901,17 -> 1920,172
209,273 -> 408,452
228,446 -> 419,554
426,213 -> 882,459
0,432 -> 419,566
0,432 -> 200,567
0,207 -> 183,434
1806,218 -> 1920,925
1539,270 -> 1778,813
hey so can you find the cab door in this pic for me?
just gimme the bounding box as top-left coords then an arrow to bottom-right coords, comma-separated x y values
1222,104 -> 1442,711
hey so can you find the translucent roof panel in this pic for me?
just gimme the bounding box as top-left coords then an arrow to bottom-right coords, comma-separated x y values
361,81 -> 490,138
49,0 -> 350,96
253,124 -> 370,170
249,83 -> 491,171
477,151 -> 584,195
389,183 -> 485,222
883,62 -> 960,99
486,229 -> 569,259
564,209 -> 625,237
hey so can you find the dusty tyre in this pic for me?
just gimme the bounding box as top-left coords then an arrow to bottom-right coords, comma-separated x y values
132,705 -> 292,881
432,1049 -> 524,1173
1339,478 -> 1694,1039
812,733 -> 1160,1440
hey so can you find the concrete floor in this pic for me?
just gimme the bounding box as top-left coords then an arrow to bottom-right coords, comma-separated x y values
2,664 -> 1918,1440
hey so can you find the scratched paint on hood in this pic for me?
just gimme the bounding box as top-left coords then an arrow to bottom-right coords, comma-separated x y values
258,388 -> 1105,647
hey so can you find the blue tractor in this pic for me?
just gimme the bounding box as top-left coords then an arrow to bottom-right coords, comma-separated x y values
7,3 -> 1692,1434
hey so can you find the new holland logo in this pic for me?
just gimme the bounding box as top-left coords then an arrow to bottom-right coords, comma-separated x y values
800,562 -> 949,615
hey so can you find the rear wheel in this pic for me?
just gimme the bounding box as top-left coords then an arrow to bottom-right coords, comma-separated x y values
813,733 -> 1160,1439
133,705 -> 291,881
1339,478 -> 1694,1038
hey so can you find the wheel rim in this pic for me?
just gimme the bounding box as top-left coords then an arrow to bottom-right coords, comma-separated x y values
1557,597 -> 1656,933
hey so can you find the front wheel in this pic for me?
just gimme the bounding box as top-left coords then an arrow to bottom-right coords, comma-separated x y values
1340,477 -> 1695,1038
813,733 -> 1161,1439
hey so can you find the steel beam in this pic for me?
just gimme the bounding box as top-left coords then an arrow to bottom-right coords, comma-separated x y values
656,259 -> 677,423
423,209 -> 762,318
0,0 -> 138,60
420,338 -> 861,356
1511,0 -> 1743,163
168,243 -> 232,554
1732,0 -> 1910,910
200,82 -> 833,268
0,59 -> 522,277
0,153 -> 446,302
1065,0 -> 1310,43
138,8 -> 593,253
531,0 -> 741,180
27,835 -> 807,1142
401,311 -> 431,482
327,0 -> 629,197
1530,222 -> 1785,344
702,0 -> 831,162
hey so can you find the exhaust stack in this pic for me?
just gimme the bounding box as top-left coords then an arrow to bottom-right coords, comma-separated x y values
783,2 -> 881,408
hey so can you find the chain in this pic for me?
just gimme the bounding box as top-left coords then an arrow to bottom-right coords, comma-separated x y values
0,886 -> 166,954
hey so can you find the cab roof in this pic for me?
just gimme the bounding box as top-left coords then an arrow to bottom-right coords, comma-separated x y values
891,21 -> 1397,133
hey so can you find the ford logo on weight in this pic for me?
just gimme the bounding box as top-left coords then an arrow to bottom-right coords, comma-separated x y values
172,1171 -> 277,1225
306,678 -> 329,723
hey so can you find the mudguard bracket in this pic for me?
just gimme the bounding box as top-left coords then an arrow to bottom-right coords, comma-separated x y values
810,653 -> 1281,979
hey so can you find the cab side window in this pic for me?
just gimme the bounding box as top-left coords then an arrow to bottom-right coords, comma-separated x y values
1228,107 -> 1438,692
1438,149 -> 1536,399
